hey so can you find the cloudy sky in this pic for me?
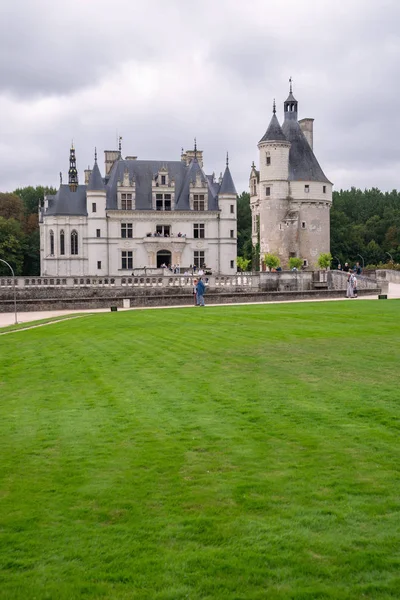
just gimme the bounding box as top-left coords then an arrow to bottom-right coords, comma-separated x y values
1,0 -> 399,194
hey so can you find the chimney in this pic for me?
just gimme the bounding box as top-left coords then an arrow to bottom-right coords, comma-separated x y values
104,150 -> 121,176
299,118 -> 314,150
84,168 -> 92,184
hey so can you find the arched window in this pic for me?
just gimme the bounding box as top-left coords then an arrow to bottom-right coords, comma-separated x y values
49,230 -> 54,255
60,230 -> 65,255
71,230 -> 78,255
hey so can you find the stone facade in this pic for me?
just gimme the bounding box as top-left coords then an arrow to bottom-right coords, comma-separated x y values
250,88 -> 332,269
39,146 -> 237,277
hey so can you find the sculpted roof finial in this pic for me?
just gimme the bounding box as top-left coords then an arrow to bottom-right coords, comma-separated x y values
273,98 -> 276,114
289,76 -> 293,94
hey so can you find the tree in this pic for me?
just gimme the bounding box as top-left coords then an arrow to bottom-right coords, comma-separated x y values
0,217 -> 25,275
236,257 -> 251,272
317,252 -> 332,270
264,253 -> 280,270
288,257 -> 303,270
237,192 -> 252,260
0,193 -> 24,222
14,186 -> 56,216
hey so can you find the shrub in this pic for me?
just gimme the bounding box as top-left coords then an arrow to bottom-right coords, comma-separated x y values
236,257 -> 251,272
317,253 -> 332,270
288,257 -> 303,270
264,253 -> 280,270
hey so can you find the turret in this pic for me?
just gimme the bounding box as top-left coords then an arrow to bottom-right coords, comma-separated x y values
258,100 -> 290,188
87,148 -> 107,275
283,77 -> 298,122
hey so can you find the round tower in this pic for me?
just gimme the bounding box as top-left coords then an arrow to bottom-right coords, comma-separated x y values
256,101 -> 291,266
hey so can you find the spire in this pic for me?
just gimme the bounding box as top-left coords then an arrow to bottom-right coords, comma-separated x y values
94,147 -> 97,163
284,77 -> 298,121
259,107 -> 287,144
226,151 -> 229,167
68,144 -> 79,192
219,157 -> 237,196
118,136 -> 122,156
87,159 -> 106,191
194,137 -> 197,159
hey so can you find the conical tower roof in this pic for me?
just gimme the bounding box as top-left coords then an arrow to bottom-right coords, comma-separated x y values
259,102 -> 287,143
87,155 -> 106,191
219,153 -> 237,195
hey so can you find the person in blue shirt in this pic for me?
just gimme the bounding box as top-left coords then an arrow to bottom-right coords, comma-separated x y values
196,278 -> 206,306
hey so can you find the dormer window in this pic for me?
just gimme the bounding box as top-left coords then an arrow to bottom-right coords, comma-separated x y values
193,194 -> 205,211
157,167 -> 169,187
156,194 -> 171,211
121,193 -> 133,210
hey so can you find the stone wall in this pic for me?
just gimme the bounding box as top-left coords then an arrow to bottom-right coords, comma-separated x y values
329,270 -> 379,291
0,287 -> 380,313
0,270 -> 381,313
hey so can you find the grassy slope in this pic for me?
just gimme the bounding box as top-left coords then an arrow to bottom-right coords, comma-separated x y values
0,301 -> 399,599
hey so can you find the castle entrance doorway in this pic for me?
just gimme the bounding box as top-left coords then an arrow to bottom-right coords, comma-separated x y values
157,249 -> 172,268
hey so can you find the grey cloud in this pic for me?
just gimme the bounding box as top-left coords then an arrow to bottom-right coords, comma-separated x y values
2,0 -> 400,194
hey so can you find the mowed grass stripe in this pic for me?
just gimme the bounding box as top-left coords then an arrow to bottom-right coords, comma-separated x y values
0,301 -> 399,599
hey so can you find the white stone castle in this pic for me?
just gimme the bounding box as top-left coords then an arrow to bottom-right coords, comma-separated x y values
39,143 -> 237,276
250,82 -> 332,268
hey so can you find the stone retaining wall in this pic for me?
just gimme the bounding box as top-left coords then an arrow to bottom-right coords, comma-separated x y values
0,287 -> 381,313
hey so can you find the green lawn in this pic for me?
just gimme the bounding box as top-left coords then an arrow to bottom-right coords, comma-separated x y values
0,301 -> 399,599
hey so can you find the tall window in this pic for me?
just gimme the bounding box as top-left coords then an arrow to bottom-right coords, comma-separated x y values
156,194 -> 171,211
193,194 -> 205,211
121,251 -> 133,269
323,185 -> 327,193
92,202 -> 97,213
71,230 -> 78,255
96,229 -> 101,238
230,230 -> 234,238
49,230 -> 54,255
121,223 -> 133,238
194,250 -> 205,268
60,230 -> 65,255
121,193 -> 133,210
193,223 -> 205,239
161,175 -> 166,185
97,261 -> 101,269
230,204 -> 235,213
156,225 -> 171,236
266,153 -> 271,166
305,185 -> 310,193
265,187 -> 271,197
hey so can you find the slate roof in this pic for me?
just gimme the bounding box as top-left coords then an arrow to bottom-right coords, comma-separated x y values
44,154 -> 237,216
259,113 -> 287,143
282,118 -> 331,183
87,162 -> 106,191
219,166 -> 237,195
45,185 -> 88,216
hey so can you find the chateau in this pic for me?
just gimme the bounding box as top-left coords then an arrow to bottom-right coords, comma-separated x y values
250,83 -> 332,268
39,144 -> 237,276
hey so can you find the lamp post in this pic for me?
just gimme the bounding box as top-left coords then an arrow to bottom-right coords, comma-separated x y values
357,254 -> 365,270
0,259 -> 17,324
386,252 -> 393,263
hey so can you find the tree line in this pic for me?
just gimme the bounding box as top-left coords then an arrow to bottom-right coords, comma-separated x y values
0,187 -> 55,276
1,186 -> 400,275
237,188 -> 400,270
